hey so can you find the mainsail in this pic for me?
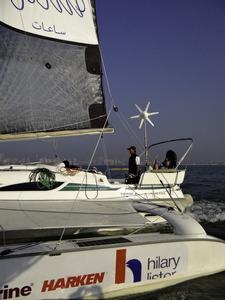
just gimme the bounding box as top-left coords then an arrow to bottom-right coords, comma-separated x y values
0,0 -> 113,141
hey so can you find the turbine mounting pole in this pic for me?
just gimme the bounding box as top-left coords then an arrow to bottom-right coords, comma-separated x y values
130,101 -> 159,170
144,120 -> 148,169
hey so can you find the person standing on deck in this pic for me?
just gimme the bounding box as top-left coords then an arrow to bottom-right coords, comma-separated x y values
126,146 -> 141,184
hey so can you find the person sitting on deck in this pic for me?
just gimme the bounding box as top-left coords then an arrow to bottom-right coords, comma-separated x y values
153,150 -> 177,170
57,160 -> 80,175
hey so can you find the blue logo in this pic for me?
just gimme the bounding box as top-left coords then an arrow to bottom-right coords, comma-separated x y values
10,0 -> 86,17
115,249 -> 142,284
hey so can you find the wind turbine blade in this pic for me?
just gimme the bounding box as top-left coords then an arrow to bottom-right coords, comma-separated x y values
149,112 -> 159,116
145,101 -> 150,112
139,119 -> 144,129
146,118 -> 154,127
135,104 -> 142,113
130,115 -> 140,119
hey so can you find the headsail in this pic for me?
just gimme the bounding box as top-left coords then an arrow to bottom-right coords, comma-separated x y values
0,0 -> 113,141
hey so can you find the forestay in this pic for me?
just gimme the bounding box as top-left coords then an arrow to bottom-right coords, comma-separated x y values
0,0 -> 113,141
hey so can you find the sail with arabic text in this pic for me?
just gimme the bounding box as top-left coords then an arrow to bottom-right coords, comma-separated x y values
0,0 -> 113,141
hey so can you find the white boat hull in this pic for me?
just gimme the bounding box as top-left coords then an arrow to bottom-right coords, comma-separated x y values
0,233 -> 224,299
1,204 -> 224,299
0,165 -> 193,237
0,195 -> 192,242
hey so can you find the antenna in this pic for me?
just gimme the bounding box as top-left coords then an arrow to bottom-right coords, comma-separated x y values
130,101 -> 159,168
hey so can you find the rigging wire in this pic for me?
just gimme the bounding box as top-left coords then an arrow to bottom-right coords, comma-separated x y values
54,104 -> 115,248
100,134 -> 112,178
98,43 -> 144,150
116,110 -> 144,149
154,172 -> 183,213
84,171 -> 99,200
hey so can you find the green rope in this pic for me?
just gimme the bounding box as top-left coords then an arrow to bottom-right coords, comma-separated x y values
29,168 -> 56,189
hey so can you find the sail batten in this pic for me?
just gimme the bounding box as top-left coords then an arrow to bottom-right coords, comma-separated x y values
0,0 -> 110,141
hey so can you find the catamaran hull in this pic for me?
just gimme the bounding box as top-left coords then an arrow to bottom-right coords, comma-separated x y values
0,195 -> 193,241
0,234 -> 224,299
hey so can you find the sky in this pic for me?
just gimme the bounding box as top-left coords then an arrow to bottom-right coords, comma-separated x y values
1,0 -> 225,165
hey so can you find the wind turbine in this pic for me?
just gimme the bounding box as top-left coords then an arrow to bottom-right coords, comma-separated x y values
130,101 -> 159,168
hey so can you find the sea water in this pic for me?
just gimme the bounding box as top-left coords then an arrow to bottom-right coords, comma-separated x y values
109,165 -> 225,300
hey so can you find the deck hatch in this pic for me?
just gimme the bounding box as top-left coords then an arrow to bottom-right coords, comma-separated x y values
77,237 -> 131,247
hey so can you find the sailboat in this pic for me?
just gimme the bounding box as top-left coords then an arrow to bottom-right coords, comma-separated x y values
1,2 -> 225,298
0,0 -> 192,238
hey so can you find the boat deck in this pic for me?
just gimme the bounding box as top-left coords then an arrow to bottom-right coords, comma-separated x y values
0,231 -> 222,259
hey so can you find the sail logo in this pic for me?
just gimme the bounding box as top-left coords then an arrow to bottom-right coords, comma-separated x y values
115,249 -> 142,284
10,0 -> 86,17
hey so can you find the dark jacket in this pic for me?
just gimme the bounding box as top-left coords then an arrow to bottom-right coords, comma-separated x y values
129,154 -> 139,175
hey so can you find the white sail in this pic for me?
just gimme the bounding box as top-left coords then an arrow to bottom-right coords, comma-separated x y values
0,0 -> 113,141
0,0 -> 98,44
